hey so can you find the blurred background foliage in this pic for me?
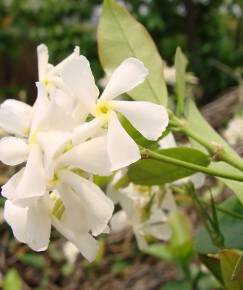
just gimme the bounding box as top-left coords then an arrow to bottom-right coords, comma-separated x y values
0,0 -> 242,104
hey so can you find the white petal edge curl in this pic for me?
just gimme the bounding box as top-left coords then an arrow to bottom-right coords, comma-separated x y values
112,100 -> 169,140
4,200 -> 28,244
57,136 -> 112,176
100,58 -> 148,101
0,99 -> 32,136
1,168 -> 24,199
0,137 -> 28,165
59,170 -> 114,237
13,145 -> 46,206
53,217 -> 99,262
107,112 -> 140,170
61,56 -> 99,111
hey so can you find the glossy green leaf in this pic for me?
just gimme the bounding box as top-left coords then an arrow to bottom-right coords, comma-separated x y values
128,147 -> 210,185
185,99 -> 243,203
220,250 -> 243,290
196,196 -> 243,254
3,269 -> 22,290
175,47 -> 188,116
98,0 -> 167,105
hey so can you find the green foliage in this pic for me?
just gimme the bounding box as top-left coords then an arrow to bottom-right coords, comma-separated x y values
3,269 -> 22,290
175,47 -> 188,116
161,281 -> 191,290
185,99 -> 243,203
128,147 -> 210,185
220,250 -> 243,290
196,196 -> 243,254
98,0 -> 167,105
168,210 -> 194,262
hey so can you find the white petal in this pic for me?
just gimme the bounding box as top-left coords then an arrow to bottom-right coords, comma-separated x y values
57,136 -> 112,176
161,192 -> 177,212
59,170 -> 114,236
190,173 -> 205,189
134,227 -> 148,251
0,99 -> 32,136
159,133 -> 177,148
37,131 -> 71,178
4,200 -> 28,243
13,145 -> 46,206
25,200 -> 51,251
32,86 -> 77,132
143,223 -> 171,241
0,137 -> 28,165
110,210 -> 129,233
53,217 -> 99,262
107,112 -> 140,170
112,101 -> 169,140
37,44 -> 49,81
51,46 -> 80,75
1,168 -> 24,199
61,56 -> 99,111
100,58 -> 148,101
71,118 -> 104,145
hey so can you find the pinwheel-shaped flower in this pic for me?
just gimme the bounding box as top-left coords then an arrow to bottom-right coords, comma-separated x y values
61,57 -> 169,170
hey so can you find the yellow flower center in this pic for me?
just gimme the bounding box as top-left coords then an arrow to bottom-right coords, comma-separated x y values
95,101 -> 112,119
50,191 -> 65,220
29,131 -> 38,145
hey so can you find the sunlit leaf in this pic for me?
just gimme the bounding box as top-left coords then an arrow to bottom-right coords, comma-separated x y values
98,0 -> 167,105
185,99 -> 243,203
128,147 -> 210,185
175,47 -> 188,116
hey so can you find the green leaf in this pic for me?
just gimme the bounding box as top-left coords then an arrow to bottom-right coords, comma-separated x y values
185,99 -> 243,203
145,244 -> 174,261
220,250 -> 243,290
168,210 -> 193,262
161,281 -> 191,290
128,147 -> 210,185
98,0 -> 167,105
120,115 -> 158,147
3,269 -> 22,290
199,254 -> 223,285
175,47 -> 188,116
196,196 -> 243,254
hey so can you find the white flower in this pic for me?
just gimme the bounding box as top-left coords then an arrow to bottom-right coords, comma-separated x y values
223,116 -> 243,146
108,175 -> 176,250
3,167 -> 113,261
63,241 -> 79,265
61,56 -> 169,170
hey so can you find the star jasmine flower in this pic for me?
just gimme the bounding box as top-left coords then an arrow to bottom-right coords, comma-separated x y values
0,83 -> 79,206
61,56 -> 169,170
108,175 -> 176,250
4,169 -> 113,261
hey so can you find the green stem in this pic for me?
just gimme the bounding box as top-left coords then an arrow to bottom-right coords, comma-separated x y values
140,148 -> 243,182
170,115 -> 243,172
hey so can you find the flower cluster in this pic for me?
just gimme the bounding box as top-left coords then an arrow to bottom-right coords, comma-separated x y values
0,45 -> 169,261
